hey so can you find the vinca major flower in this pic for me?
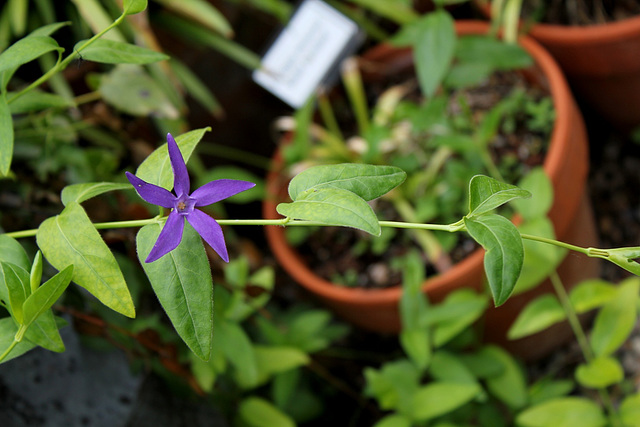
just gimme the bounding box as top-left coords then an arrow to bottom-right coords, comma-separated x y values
126,133 -> 255,263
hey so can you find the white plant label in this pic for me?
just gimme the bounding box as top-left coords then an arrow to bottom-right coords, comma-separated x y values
253,0 -> 362,108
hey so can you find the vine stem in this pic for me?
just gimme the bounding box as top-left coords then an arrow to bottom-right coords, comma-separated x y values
549,272 -> 620,426
7,11 -> 127,104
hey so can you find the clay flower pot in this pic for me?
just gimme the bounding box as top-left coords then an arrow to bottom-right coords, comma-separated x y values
263,21 -> 598,360
478,3 -> 640,131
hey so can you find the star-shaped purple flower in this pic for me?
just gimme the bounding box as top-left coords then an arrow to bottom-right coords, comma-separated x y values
126,133 -> 255,263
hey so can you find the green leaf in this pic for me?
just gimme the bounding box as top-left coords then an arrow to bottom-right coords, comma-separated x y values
620,393 -> 640,427
0,35 -> 62,74
0,235 -> 30,271
154,0 -> 232,37
399,250 -> 428,330
288,163 -> 406,202
400,329 -> 430,372
135,127 -> 210,190
61,182 -> 131,206
590,277 -> 639,357
24,312 -> 66,352
0,262 -> 29,323
516,397 -> 606,427
467,175 -> 531,218
483,345 -> 528,409
528,378 -> 574,406
411,381 -> 480,421
28,22 -> 70,38
507,294 -> 565,340
429,350 -> 480,386
29,251 -> 42,294
568,279 -> 617,313
99,65 -> 178,118
364,360 -> 420,414
277,187 -> 381,235
75,39 -> 168,64
455,35 -> 533,72
464,214 -> 524,306
254,345 -> 310,385
0,93 -> 13,176
430,289 -> 488,347
36,202 -> 135,318
216,319 -> 258,388
123,0 -> 147,15
238,397 -> 296,427
373,414 -> 412,427
601,246 -> 640,277
511,167 -> 553,220
0,318 -> 36,363
7,89 -> 75,114
411,10 -> 456,98
137,222 -> 213,360
22,265 -> 73,327
575,356 -> 624,389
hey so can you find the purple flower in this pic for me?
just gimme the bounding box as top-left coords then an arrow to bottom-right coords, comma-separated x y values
126,133 -> 255,263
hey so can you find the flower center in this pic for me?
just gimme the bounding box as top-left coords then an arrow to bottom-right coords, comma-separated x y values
174,195 -> 195,216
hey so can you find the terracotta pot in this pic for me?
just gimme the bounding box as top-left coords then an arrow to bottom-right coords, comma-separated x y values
477,2 -> 640,132
263,21 -> 597,359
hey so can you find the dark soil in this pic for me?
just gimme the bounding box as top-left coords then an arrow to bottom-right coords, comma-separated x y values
523,0 -> 640,26
293,68 -> 551,289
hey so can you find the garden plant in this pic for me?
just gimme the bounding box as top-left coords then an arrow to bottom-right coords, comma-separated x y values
2,0 -> 640,426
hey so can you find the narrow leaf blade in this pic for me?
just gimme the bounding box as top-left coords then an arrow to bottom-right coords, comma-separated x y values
36,202 -> 135,317
74,39 -> 168,64
0,93 -> 13,176
464,215 -> 524,306
137,222 -> 213,360
277,187 -> 381,235
288,163 -> 406,202
0,35 -> 62,73
468,175 -> 531,218
22,265 -> 73,327
61,182 -> 131,206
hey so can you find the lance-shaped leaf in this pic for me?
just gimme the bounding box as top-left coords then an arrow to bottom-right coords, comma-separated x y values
22,265 -> 73,327
135,127 -> 210,189
36,202 -> 135,318
123,0 -> 147,15
277,187 -> 381,236
137,222 -> 213,361
468,175 -> 531,218
0,262 -> 30,324
0,35 -> 63,74
464,214 -> 524,306
0,93 -> 13,176
61,182 -> 131,206
7,89 -> 75,114
74,39 -> 168,64
288,163 -> 406,201
0,235 -> 30,271
516,397 -> 606,427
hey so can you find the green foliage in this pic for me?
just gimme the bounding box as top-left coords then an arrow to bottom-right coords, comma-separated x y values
75,39 -> 168,64
277,164 -> 406,236
137,223 -> 213,361
36,202 -> 135,318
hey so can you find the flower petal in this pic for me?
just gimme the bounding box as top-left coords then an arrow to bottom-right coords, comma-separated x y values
187,209 -> 229,262
167,133 -> 190,197
126,171 -> 175,208
146,210 -> 185,263
192,179 -> 256,207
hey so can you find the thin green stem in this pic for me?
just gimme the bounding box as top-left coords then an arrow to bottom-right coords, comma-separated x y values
520,233 -> 589,255
8,12 -> 126,104
549,272 -> 592,360
549,272 -> 620,426
0,339 -> 19,363
4,217 -> 464,240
